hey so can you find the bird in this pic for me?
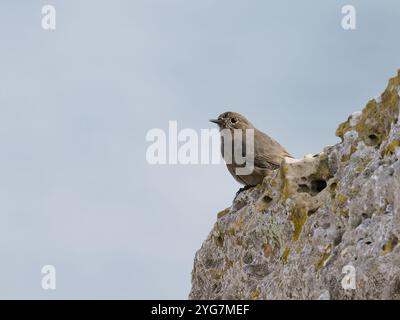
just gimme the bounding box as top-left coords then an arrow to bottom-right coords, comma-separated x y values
210,111 -> 293,193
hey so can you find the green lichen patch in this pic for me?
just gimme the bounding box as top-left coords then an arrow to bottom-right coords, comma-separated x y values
355,90 -> 399,146
382,140 -> 400,157
315,244 -> 332,271
281,246 -> 291,264
341,145 -> 357,162
355,157 -> 372,174
250,289 -> 261,299
383,236 -> 399,255
336,119 -> 352,141
335,193 -> 348,207
217,208 -> 230,219
336,70 -> 400,145
316,156 -> 333,180
289,206 -> 308,242
333,192 -> 349,215
208,269 -> 223,280
280,163 -> 291,200
331,192 -> 349,217
263,216 -> 284,250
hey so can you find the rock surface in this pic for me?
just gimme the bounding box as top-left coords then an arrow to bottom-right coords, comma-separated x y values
190,71 -> 400,300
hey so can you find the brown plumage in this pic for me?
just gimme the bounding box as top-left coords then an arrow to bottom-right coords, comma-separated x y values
210,111 -> 293,187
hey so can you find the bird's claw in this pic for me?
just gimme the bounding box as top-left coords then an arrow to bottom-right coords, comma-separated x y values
234,185 -> 254,199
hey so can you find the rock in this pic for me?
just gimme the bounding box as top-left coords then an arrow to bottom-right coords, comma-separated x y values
189,70 -> 400,300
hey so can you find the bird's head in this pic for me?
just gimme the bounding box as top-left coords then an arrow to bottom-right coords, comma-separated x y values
209,111 -> 254,130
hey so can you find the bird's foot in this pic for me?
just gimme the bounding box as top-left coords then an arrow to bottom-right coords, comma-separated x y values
235,185 -> 254,199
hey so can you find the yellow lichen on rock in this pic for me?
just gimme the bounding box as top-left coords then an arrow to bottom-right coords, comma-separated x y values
382,140 -> 400,157
289,206 -> 308,242
281,246 -> 291,264
315,244 -> 332,271
250,289 -> 261,299
336,70 -> 400,145
382,236 -> 399,255
217,208 -> 230,219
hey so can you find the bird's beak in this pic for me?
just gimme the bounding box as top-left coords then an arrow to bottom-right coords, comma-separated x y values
209,119 -> 222,125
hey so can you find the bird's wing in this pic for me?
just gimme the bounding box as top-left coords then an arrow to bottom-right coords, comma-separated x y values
253,129 -> 293,168
254,153 -> 281,169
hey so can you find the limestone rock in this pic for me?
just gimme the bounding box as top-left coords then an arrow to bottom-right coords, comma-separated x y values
190,70 -> 400,300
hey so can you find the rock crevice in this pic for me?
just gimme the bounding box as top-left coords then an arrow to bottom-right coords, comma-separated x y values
190,71 -> 400,300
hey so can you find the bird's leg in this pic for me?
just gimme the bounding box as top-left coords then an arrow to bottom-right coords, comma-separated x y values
235,185 -> 254,198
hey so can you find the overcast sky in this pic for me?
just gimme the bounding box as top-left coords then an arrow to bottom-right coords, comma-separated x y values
0,0 -> 399,299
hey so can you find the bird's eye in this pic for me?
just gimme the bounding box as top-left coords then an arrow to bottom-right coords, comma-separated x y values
231,118 -> 238,124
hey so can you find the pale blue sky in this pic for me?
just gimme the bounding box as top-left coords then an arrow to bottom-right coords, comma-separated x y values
0,0 -> 399,298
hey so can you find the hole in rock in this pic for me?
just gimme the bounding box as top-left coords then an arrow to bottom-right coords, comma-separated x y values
311,179 -> 327,194
308,208 -> 319,216
361,212 -> 371,220
366,133 -> 380,146
297,184 -> 310,193
263,195 -> 273,203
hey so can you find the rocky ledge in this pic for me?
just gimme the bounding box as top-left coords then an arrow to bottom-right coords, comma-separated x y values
190,71 -> 400,300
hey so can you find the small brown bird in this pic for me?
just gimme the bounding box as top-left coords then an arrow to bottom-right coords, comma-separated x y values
210,111 -> 292,192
